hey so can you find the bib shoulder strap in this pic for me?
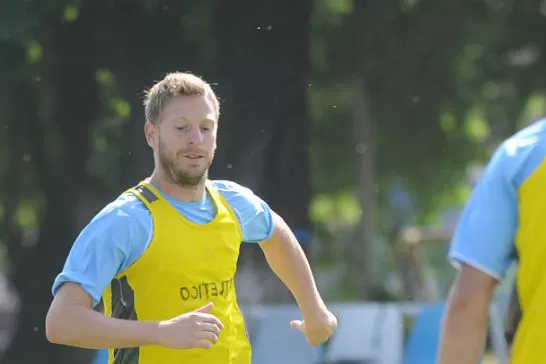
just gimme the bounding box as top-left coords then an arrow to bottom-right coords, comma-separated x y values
204,179 -> 221,200
124,181 -> 160,205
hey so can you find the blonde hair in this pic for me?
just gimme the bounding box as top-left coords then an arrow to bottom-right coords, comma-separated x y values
143,72 -> 220,123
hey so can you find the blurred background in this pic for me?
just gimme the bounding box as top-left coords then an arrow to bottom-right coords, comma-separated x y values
0,0 -> 541,363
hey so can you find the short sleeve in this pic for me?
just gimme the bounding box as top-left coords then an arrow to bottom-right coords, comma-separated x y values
448,146 -> 518,280
51,194 -> 152,307
213,181 -> 275,243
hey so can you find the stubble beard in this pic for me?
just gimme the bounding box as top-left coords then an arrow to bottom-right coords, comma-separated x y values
158,139 -> 212,187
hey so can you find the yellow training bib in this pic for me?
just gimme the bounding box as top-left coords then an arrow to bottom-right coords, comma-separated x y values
511,159 -> 546,363
103,181 -> 251,363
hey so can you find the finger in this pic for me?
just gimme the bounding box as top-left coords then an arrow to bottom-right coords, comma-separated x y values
199,322 -> 221,336
290,320 -> 304,332
193,339 -> 213,349
199,314 -> 225,329
194,302 -> 214,314
196,330 -> 219,344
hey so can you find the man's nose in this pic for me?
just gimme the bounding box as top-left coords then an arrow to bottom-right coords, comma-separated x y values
188,127 -> 204,144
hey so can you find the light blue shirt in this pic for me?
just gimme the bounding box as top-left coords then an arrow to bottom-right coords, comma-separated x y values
52,180 -> 275,307
449,119 -> 546,280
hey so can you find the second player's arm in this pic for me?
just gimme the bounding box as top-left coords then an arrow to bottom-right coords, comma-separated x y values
438,143 -> 518,364
437,264 -> 498,364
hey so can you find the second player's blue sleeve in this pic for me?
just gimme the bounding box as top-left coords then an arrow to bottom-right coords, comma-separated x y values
51,195 -> 152,307
215,181 -> 275,243
448,146 -> 518,280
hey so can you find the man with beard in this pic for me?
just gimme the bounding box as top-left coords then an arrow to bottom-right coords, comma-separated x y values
45,72 -> 337,364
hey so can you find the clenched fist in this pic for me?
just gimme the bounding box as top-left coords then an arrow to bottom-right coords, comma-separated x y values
290,308 -> 337,346
155,302 -> 224,349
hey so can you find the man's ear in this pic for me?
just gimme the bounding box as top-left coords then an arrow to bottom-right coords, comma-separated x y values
144,121 -> 156,148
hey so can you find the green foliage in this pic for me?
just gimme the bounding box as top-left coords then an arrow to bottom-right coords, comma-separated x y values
0,0 -> 81,44
110,98 -> 131,119
15,201 -> 39,230
519,92 -> 546,127
464,107 -> 490,143
86,69 -> 131,188
322,0 -> 353,15
26,41 -> 42,64
309,0 -> 546,230
310,191 -> 361,226
95,68 -> 114,87
308,84 -> 356,194
1,0 -> 546,305
63,5 -> 80,23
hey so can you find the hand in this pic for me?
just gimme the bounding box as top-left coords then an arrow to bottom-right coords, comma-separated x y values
155,302 -> 224,349
290,308 -> 337,346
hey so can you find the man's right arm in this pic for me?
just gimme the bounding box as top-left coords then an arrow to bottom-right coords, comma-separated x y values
45,195 -> 223,350
47,282 -> 222,350
45,195 -> 156,348
46,282 -> 160,348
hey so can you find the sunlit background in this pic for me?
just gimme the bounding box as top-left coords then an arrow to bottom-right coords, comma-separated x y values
1,0 -> 542,363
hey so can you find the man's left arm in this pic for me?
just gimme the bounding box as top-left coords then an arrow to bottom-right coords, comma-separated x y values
259,212 -> 336,346
215,180 -> 336,346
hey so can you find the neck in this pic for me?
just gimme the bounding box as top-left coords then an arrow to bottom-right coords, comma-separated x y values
148,169 -> 206,202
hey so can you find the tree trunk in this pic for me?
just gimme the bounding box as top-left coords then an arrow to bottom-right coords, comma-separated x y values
210,0 -> 314,303
5,3 -> 100,363
350,81 -> 379,299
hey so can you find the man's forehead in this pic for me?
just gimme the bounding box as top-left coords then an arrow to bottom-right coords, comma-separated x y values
163,96 -> 217,121
178,115 -> 216,123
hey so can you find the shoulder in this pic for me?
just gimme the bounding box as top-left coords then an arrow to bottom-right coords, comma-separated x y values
495,119 -> 546,188
83,192 -> 153,242
446,120 -> 546,279
210,179 -> 256,195
94,192 -> 151,222
52,192 -> 153,304
211,180 -> 268,210
210,180 -> 274,242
